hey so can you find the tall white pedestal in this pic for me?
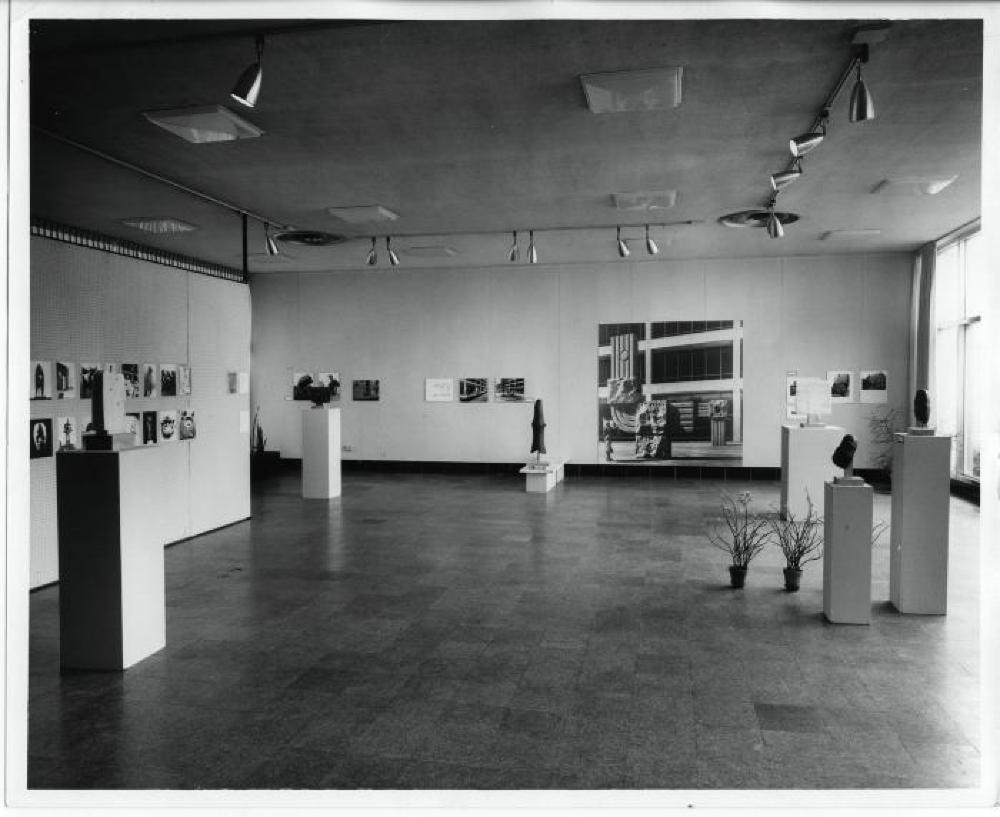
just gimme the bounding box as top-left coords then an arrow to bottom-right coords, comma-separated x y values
302,407 -> 341,499
889,433 -> 951,614
781,424 -> 844,519
56,449 -> 167,670
823,478 -> 873,624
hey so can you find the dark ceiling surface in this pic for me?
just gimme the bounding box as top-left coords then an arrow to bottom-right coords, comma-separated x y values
28,15 -> 983,273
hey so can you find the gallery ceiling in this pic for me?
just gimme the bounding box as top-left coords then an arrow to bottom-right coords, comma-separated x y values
28,15 -> 983,273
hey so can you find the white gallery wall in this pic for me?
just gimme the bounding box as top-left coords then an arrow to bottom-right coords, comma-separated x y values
29,237 -> 252,588
250,251 -> 912,469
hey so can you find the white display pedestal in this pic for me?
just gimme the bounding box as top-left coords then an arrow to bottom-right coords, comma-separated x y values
823,478 -> 874,624
302,407 -> 341,499
780,424 -> 844,519
519,459 -> 567,493
889,432 -> 951,614
56,449 -> 166,670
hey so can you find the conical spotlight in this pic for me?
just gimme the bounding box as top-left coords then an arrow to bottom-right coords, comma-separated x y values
849,63 -> 875,122
386,236 -> 400,266
366,236 -> 378,266
508,230 -> 519,262
645,224 -> 659,255
265,223 -> 280,256
770,159 -> 803,192
766,208 -> 784,239
527,230 -> 538,264
617,226 -> 630,258
789,130 -> 824,157
231,37 -> 264,108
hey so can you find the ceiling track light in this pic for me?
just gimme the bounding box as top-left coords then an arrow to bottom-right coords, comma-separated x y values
366,236 -> 378,266
645,224 -> 659,255
789,117 -> 827,158
616,226 -> 630,258
231,36 -> 264,108
770,158 -> 804,192
386,236 -> 400,266
527,230 -> 538,264
508,230 -> 519,262
849,46 -> 875,122
766,199 -> 784,239
265,223 -> 279,256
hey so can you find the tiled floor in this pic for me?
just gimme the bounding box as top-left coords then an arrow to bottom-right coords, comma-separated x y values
26,471 -> 982,791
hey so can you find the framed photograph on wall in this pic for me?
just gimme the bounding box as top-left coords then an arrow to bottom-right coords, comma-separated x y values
459,377 -> 488,403
30,418 -> 53,459
142,363 -> 158,398
292,372 -> 314,401
827,370 -> 854,403
494,377 -> 525,402
159,409 -> 179,442
122,363 -> 140,399
860,369 -> 888,404
317,372 -> 341,400
178,364 -> 192,396
56,416 -> 79,451
425,378 -> 454,402
161,364 -> 178,397
125,412 -> 141,446
55,361 -> 76,399
352,379 -> 380,401
179,409 -> 197,440
31,361 -> 53,400
142,411 -> 158,445
79,363 -> 99,400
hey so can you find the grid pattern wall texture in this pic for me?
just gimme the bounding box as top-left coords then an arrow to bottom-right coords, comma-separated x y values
29,236 -> 251,588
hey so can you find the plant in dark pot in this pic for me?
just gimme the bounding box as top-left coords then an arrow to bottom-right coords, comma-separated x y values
767,494 -> 823,592
708,491 -> 770,588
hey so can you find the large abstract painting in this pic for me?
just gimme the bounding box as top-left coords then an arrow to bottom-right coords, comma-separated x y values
598,321 -> 744,465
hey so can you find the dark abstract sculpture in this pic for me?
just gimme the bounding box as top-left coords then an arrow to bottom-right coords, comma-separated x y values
914,388 -> 930,427
832,433 -> 857,478
307,385 -> 332,407
530,399 -> 546,457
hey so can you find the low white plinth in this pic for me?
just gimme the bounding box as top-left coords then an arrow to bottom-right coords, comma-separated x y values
519,459 -> 567,493
302,407 -> 342,499
780,424 -> 844,520
823,478 -> 874,625
889,433 -> 951,614
56,448 -> 167,670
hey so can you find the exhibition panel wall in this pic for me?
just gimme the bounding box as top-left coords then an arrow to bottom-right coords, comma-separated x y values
29,237 -> 251,588
249,252 -> 911,469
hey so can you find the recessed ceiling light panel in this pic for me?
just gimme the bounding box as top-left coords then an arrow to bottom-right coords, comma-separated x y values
871,176 -> 958,196
327,205 -> 400,224
275,230 -> 344,246
143,105 -> 263,144
402,245 -> 457,259
121,217 -> 197,234
719,210 -> 799,228
581,67 -> 683,113
821,229 -> 882,240
611,190 -> 678,211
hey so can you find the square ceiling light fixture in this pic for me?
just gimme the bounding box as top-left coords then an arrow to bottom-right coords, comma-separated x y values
580,67 -> 683,113
871,176 -> 958,196
611,190 -> 678,211
326,205 -> 400,224
121,217 -> 197,234
143,105 -> 263,144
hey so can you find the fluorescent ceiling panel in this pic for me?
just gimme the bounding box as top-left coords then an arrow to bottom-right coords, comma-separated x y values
121,217 -> 197,234
327,205 -> 400,224
403,245 -> 457,258
142,105 -> 263,144
612,190 -> 678,211
580,67 -> 683,113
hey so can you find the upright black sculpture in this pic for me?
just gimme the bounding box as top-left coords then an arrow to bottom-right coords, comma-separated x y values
914,388 -> 930,428
530,399 -> 546,459
831,433 -> 857,479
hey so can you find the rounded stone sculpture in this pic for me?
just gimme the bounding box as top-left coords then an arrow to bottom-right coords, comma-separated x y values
914,388 -> 930,427
530,399 -> 546,455
831,433 -> 857,471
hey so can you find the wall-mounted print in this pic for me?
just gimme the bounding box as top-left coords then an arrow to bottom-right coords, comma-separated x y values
122,363 -> 140,399
179,409 -> 197,440
316,372 -> 341,401
142,410 -> 158,445
31,361 -> 53,400
785,374 -> 804,421
598,321 -> 744,465
860,369 -> 888,404
142,363 -> 158,398
459,377 -> 488,403
495,377 -> 526,402
30,418 -> 53,459
79,364 -> 99,400
55,361 -> 76,399
160,364 -> 178,397
353,379 -> 380,401
292,372 -> 314,401
827,370 -> 854,403
159,409 -> 179,443
178,365 -> 192,396
425,378 -> 454,402
125,412 -> 141,446
56,416 -> 79,451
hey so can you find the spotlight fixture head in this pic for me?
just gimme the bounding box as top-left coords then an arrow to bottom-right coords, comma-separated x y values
766,205 -> 784,239
231,37 -> 264,108
770,159 -> 804,192
645,224 -> 659,255
527,230 -> 538,264
789,130 -> 825,158
617,226 -> 630,258
849,63 -> 875,122
366,236 -> 378,266
386,236 -> 400,266
265,224 -> 279,256
508,230 -> 519,262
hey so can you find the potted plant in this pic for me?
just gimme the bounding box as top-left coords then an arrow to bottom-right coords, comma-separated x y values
708,491 -> 770,588
768,495 -> 823,592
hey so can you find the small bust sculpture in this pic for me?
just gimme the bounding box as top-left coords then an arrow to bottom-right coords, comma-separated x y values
831,433 -> 857,478
530,399 -> 546,458
914,388 -> 930,427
